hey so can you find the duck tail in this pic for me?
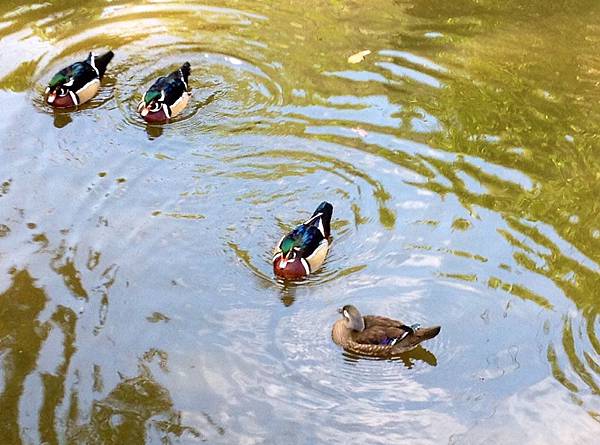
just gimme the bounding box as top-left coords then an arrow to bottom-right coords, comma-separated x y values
414,325 -> 441,341
393,325 -> 440,351
311,201 -> 333,237
180,62 -> 191,83
95,50 -> 114,78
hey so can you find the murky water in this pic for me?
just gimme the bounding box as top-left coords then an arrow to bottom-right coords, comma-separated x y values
1,0 -> 600,443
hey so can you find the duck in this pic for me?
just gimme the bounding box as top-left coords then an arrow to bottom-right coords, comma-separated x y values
273,201 -> 333,279
45,51 -> 114,108
332,304 -> 440,357
137,62 -> 191,123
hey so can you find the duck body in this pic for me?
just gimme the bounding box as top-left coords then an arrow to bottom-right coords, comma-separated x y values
273,201 -> 333,279
138,62 -> 191,123
45,51 -> 114,108
332,305 -> 440,357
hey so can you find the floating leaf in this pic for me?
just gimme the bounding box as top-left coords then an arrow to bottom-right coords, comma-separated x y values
347,50 -> 371,64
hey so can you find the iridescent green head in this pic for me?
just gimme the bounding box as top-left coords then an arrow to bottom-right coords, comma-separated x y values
138,90 -> 163,115
281,237 -> 295,257
49,72 -> 68,89
143,90 -> 161,105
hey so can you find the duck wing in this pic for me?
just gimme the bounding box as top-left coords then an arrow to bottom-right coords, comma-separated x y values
346,314 -> 441,356
50,62 -> 97,92
364,315 -> 412,329
364,315 -> 440,348
303,201 -> 333,238
279,224 -> 325,258
298,225 -> 325,258
364,315 -> 417,339
352,324 -> 413,346
388,325 -> 441,351
346,323 -> 441,357
162,64 -> 190,104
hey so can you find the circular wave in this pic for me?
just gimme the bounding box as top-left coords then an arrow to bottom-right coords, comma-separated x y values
29,1 -> 284,136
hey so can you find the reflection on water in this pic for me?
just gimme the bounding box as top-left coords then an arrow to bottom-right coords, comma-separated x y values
342,346 -> 438,369
71,368 -> 203,444
1,0 -> 600,443
0,270 -> 212,444
0,271 -> 48,444
0,269 -> 219,444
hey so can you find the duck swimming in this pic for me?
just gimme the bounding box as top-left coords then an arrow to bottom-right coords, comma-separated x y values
45,51 -> 114,108
332,304 -> 440,357
137,62 -> 191,123
273,201 -> 333,279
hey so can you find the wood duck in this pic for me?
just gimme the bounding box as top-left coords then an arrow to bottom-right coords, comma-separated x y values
137,62 -> 191,123
273,201 -> 333,279
332,305 -> 441,357
45,51 -> 114,108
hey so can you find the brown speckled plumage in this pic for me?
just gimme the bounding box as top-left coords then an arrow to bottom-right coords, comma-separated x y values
332,305 -> 440,357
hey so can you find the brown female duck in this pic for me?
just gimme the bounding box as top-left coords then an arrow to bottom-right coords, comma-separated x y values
332,304 -> 440,357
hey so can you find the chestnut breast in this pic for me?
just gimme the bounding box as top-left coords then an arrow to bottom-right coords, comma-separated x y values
50,94 -> 76,108
273,254 -> 308,279
143,109 -> 169,123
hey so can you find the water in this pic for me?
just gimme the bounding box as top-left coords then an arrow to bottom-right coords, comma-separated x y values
1,0 -> 600,443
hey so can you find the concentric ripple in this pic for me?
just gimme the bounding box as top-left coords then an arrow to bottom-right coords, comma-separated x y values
1,0 -> 600,443
27,2 -> 284,137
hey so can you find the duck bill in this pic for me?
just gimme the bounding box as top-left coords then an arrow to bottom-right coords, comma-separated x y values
47,92 -> 56,104
280,251 -> 292,267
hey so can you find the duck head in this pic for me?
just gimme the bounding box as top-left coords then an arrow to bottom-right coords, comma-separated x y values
338,304 -> 365,332
273,236 -> 310,279
45,74 -> 77,108
137,90 -> 170,123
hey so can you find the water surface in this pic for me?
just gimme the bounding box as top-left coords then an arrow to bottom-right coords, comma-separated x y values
1,0 -> 600,443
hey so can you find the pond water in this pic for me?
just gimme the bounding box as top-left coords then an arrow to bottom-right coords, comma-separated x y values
1,0 -> 600,443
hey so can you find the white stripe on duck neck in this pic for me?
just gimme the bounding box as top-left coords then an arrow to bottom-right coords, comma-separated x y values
162,103 -> 171,118
68,90 -> 79,106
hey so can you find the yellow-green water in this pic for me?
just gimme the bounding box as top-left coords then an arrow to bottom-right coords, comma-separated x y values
1,0 -> 600,443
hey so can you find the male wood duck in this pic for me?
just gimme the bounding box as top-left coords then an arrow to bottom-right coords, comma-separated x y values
137,62 -> 191,123
332,305 -> 440,357
273,201 -> 333,279
45,51 -> 114,108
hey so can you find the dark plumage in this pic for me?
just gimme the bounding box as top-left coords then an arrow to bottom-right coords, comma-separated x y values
138,62 -> 191,123
273,201 -> 333,279
332,305 -> 440,357
45,51 -> 114,108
